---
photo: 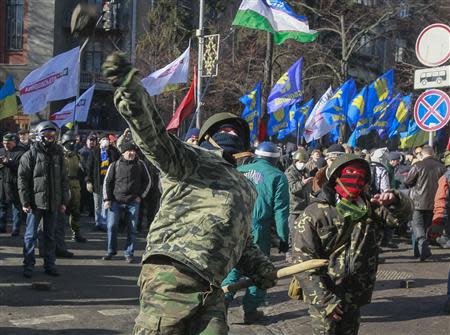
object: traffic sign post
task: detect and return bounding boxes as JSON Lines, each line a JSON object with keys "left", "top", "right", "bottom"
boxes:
{"left": 414, "top": 89, "right": 450, "bottom": 146}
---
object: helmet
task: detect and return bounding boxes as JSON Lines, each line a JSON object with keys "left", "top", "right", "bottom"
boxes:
{"left": 61, "top": 131, "right": 77, "bottom": 145}
{"left": 2, "top": 133, "right": 17, "bottom": 142}
{"left": 292, "top": 150, "right": 308, "bottom": 163}
{"left": 198, "top": 113, "right": 250, "bottom": 150}
{"left": 326, "top": 154, "right": 371, "bottom": 181}
{"left": 35, "top": 121, "right": 58, "bottom": 135}
{"left": 255, "top": 141, "right": 281, "bottom": 165}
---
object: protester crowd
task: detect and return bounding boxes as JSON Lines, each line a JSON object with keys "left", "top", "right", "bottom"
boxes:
{"left": 1, "top": 116, "right": 449, "bottom": 333}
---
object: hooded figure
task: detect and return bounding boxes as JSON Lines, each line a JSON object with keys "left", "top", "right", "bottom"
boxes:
{"left": 292, "top": 154, "right": 412, "bottom": 335}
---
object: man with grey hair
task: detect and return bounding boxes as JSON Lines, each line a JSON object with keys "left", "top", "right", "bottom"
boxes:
{"left": 405, "top": 145, "right": 445, "bottom": 261}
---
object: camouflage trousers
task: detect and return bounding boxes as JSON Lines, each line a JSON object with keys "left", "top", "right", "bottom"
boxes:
{"left": 67, "top": 181, "right": 81, "bottom": 234}
{"left": 309, "top": 303, "right": 360, "bottom": 335}
{"left": 133, "top": 259, "right": 228, "bottom": 335}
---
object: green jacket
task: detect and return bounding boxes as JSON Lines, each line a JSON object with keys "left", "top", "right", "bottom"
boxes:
{"left": 292, "top": 189, "right": 412, "bottom": 317}
{"left": 238, "top": 159, "right": 289, "bottom": 255}
{"left": 112, "top": 69, "right": 272, "bottom": 287}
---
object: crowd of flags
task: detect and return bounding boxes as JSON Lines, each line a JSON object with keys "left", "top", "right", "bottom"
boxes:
{"left": 239, "top": 58, "right": 426, "bottom": 148}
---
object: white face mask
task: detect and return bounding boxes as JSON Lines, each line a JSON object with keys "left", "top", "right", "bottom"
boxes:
{"left": 295, "top": 162, "right": 305, "bottom": 171}
{"left": 100, "top": 139, "right": 109, "bottom": 149}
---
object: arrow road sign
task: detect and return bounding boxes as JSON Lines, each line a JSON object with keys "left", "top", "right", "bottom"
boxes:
{"left": 414, "top": 89, "right": 450, "bottom": 132}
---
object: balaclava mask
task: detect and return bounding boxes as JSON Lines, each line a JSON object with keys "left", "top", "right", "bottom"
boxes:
{"left": 334, "top": 161, "right": 368, "bottom": 200}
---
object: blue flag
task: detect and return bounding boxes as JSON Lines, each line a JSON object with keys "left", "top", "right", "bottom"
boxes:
{"left": 240, "top": 82, "right": 262, "bottom": 145}
{"left": 388, "top": 94, "right": 412, "bottom": 138}
{"left": 267, "top": 106, "right": 290, "bottom": 137}
{"left": 347, "top": 86, "right": 368, "bottom": 129}
{"left": 277, "top": 98, "right": 314, "bottom": 140}
{"left": 322, "top": 78, "right": 356, "bottom": 125}
{"left": 267, "top": 57, "right": 303, "bottom": 114}
{"left": 399, "top": 118, "right": 431, "bottom": 149}
{"left": 372, "top": 93, "right": 402, "bottom": 138}
{"left": 367, "top": 69, "right": 394, "bottom": 119}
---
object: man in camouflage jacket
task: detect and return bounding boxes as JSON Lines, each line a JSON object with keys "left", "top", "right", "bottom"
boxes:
{"left": 292, "top": 154, "right": 412, "bottom": 335}
{"left": 102, "top": 53, "right": 275, "bottom": 335}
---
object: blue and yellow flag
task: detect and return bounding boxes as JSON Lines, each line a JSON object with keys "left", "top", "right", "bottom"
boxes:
{"left": 240, "top": 82, "right": 262, "bottom": 145}
{"left": 347, "top": 86, "right": 368, "bottom": 129}
{"left": 372, "top": 93, "right": 402, "bottom": 138}
{"left": 278, "top": 98, "right": 314, "bottom": 140}
{"left": 399, "top": 118, "right": 432, "bottom": 149}
{"left": 388, "top": 94, "right": 412, "bottom": 138}
{"left": 367, "top": 69, "right": 394, "bottom": 119}
{"left": 267, "top": 57, "right": 303, "bottom": 114}
{"left": 0, "top": 75, "right": 18, "bottom": 120}
{"left": 322, "top": 78, "right": 356, "bottom": 125}
{"left": 267, "top": 106, "right": 290, "bottom": 137}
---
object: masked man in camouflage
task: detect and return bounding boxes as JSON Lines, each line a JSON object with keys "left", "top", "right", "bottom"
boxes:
{"left": 292, "top": 154, "right": 412, "bottom": 335}
{"left": 102, "top": 53, "right": 276, "bottom": 335}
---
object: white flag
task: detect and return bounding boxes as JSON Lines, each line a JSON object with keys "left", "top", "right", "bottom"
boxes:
{"left": 141, "top": 45, "right": 190, "bottom": 96}
{"left": 303, "top": 86, "right": 334, "bottom": 143}
{"left": 19, "top": 47, "right": 80, "bottom": 115}
{"left": 49, "top": 85, "right": 95, "bottom": 127}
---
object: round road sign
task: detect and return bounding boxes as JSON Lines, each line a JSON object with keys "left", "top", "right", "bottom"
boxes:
{"left": 415, "top": 23, "right": 450, "bottom": 67}
{"left": 414, "top": 89, "right": 450, "bottom": 132}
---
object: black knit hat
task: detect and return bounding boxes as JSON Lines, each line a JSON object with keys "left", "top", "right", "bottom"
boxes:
{"left": 3, "top": 133, "right": 17, "bottom": 142}
{"left": 121, "top": 142, "right": 137, "bottom": 153}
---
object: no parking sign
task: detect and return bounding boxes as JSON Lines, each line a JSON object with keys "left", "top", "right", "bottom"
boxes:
{"left": 414, "top": 89, "right": 450, "bottom": 132}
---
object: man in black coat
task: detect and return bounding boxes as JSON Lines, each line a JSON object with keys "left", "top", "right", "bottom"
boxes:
{"left": 86, "top": 134, "right": 120, "bottom": 230}
{"left": 0, "top": 133, "right": 25, "bottom": 235}
{"left": 102, "top": 143, "right": 150, "bottom": 262}
{"left": 18, "top": 122, "right": 69, "bottom": 278}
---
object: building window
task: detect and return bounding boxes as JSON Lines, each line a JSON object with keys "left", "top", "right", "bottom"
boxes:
{"left": 83, "top": 50, "right": 103, "bottom": 73}
{"left": 395, "top": 38, "right": 407, "bottom": 62}
{"left": 6, "top": 0, "right": 25, "bottom": 50}
{"left": 399, "top": 1, "right": 410, "bottom": 18}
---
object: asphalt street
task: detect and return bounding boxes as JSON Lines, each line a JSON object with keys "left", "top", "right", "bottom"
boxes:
{"left": 0, "top": 217, "right": 449, "bottom": 335}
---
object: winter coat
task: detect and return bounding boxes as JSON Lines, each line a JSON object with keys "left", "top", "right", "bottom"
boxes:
{"left": 285, "top": 164, "right": 310, "bottom": 214}
{"left": 292, "top": 188, "right": 412, "bottom": 317}
{"left": 86, "top": 145, "right": 120, "bottom": 194}
{"left": 404, "top": 156, "right": 446, "bottom": 210}
{"left": 369, "top": 162, "right": 390, "bottom": 195}
{"left": 238, "top": 158, "right": 290, "bottom": 254}
{"left": 0, "top": 146, "right": 25, "bottom": 204}
{"left": 103, "top": 157, "right": 151, "bottom": 204}
{"left": 18, "top": 143, "right": 70, "bottom": 211}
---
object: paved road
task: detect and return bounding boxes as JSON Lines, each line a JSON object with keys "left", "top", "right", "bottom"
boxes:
{"left": 1, "top": 218, "right": 449, "bottom": 335}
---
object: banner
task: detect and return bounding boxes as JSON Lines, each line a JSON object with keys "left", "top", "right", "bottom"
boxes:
{"left": 303, "top": 87, "right": 334, "bottom": 143}
{"left": 49, "top": 84, "right": 95, "bottom": 127}
{"left": 142, "top": 45, "right": 190, "bottom": 96}
{"left": 20, "top": 47, "right": 80, "bottom": 115}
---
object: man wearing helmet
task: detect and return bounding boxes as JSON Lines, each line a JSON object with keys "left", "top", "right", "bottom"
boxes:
{"left": 102, "top": 52, "right": 275, "bottom": 334}
{"left": 292, "top": 154, "right": 413, "bottom": 335}
{"left": 221, "top": 141, "right": 290, "bottom": 324}
{"left": 61, "top": 131, "right": 87, "bottom": 243}
{"left": 18, "top": 121, "right": 70, "bottom": 278}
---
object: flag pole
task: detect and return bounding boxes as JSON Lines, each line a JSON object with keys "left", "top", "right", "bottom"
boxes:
{"left": 196, "top": 0, "right": 205, "bottom": 128}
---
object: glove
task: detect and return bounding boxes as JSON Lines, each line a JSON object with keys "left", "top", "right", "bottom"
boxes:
{"left": 254, "top": 263, "right": 277, "bottom": 290}
{"left": 278, "top": 240, "right": 290, "bottom": 253}
{"left": 86, "top": 182, "right": 94, "bottom": 193}
{"left": 102, "top": 52, "right": 133, "bottom": 87}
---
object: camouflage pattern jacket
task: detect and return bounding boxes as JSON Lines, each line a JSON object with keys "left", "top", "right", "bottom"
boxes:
{"left": 292, "top": 189, "right": 412, "bottom": 317}
{"left": 111, "top": 69, "right": 272, "bottom": 287}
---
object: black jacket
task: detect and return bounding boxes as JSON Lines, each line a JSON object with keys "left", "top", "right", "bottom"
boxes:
{"left": 404, "top": 156, "right": 446, "bottom": 210}
{"left": 86, "top": 145, "right": 120, "bottom": 193}
{"left": 103, "top": 157, "right": 151, "bottom": 204}
{"left": 18, "top": 143, "right": 70, "bottom": 211}
{"left": 0, "top": 146, "right": 25, "bottom": 204}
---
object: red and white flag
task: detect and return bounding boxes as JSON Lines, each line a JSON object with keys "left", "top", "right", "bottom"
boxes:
{"left": 19, "top": 47, "right": 80, "bottom": 115}
{"left": 49, "top": 84, "right": 95, "bottom": 127}
{"left": 303, "top": 86, "right": 334, "bottom": 143}
{"left": 166, "top": 68, "right": 197, "bottom": 131}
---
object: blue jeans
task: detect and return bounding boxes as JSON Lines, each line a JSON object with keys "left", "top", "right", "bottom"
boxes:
{"left": 23, "top": 209, "right": 58, "bottom": 271}
{"left": 0, "top": 202, "right": 22, "bottom": 232}
{"left": 106, "top": 201, "right": 140, "bottom": 257}
{"left": 93, "top": 191, "right": 107, "bottom": 228}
